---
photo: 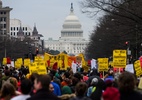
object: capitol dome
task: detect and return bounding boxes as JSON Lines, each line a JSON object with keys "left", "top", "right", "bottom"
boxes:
{"left": 65, "top": 13, "right": 79, "bottom": 21}
{"left": 61, "top": 3, "right": 83, "bottom": 39}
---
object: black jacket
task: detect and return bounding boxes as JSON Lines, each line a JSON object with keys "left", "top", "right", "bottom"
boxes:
{"left": 120, "top": 90, "right": 142, "bottom": 100}
{"left": 27, "top": 88, "right": 60, "bottom": 100}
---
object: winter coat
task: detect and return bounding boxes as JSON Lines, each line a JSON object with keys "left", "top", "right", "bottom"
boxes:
{"left": 27, "top": 88, "right": 60, "bottom": 100}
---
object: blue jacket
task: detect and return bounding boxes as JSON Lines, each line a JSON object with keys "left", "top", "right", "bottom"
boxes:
{"left": 51, "top": 82, "right": 61, "bottom": 96}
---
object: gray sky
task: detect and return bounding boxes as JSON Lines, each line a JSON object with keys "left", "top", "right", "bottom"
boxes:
{"left": 3, "top": 0, "right": 99, "bottom": 40}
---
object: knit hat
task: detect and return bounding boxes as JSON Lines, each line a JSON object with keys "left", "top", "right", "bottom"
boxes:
{"left": 55, "top": 72, "right": 60, "bottom": 78}
{"left": 103, "top": 87, "right": 120, "bottom": 100}
{"left": 91, "top": 78, "right": 98, "bottom": 85}
{"left": 62, "top": 86, "right": 72, "bottom": 95}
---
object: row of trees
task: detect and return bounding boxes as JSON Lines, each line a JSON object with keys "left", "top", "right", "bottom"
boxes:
{"left": 0, "top": 36, "right": 36, "bottom": 62}
{"left": 81, "top": 0, "right": 142, "bottom": 60}
{"left": 0, "top": 34, "right": 69, "bottom": 64}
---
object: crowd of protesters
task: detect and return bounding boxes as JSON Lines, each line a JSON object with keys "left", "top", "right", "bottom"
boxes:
{"left": 0, "top": 65, "right": 142, "bottom": 100}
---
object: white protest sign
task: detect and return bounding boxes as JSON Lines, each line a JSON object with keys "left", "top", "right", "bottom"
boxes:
{"left": 11, "top": 61, "right": 15, "bottom": 67}
{"left": 125, "top": 64, "right": 134, "bottom": 73}
{"left": 72, "top": 62, "right": 77, "bottom": 73}
{"left": 91, "top": 59, "right": 97, "bottom": 69}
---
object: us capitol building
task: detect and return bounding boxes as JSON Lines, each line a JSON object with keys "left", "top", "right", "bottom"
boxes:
{"left": 44, "top": 3, "right": 89, "bottom": 55}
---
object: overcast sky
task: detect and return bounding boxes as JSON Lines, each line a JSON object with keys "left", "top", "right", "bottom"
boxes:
{"left": 3, "top": 0, "right": 100, "bottom": 40}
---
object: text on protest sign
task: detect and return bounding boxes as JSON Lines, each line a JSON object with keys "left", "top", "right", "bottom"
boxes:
{"left": 113, "top": 50, "right": 127, "bottom": 68}
{"left": 98, "top": 58, "right": 108, "bottom": 72}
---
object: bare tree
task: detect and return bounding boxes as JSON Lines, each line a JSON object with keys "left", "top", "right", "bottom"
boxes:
{"left": 81, "top": 0, "right": 142, "bottom": 60}
{"left": 80, "top": 0, "right": 142, "bottom": 24}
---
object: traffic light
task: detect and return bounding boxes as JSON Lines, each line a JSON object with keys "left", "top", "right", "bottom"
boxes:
{"left": 125, "top": 41, "right": 129, "bottom": 46}
{"left": 125, "top": 41, "right": 130, "bottom": 49}
{"left": 36, "top": 49, "right": 39, "bottom": 55}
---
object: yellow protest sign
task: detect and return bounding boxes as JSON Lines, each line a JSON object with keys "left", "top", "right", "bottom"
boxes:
{"left": 44, "top": 52, "right": 72, "bottom": 68}
{"left": 29, "top": 62, "right": 47, "bottom": 75}
{"left": 3, "top": 58, "right": 7, "bottom": 65}
{"left": 83, "top": 65, "right": 89, "bottom": 72}
{"left": 98, "top": 58, "right": 108, "bottom": 72}
{"left": 49, "top": 56, "right": 56, "bottom": 67}
{"left": 44, "top": 53, "right": 51, "bottom": 61}
{"left": 14, "top": 58, "right": 23, "bottom": 68}
{"left": 37, "top": 61, "right": 47, "bottom": 75}
{"left": 24, "top": 58, "right": 31, "bottom": 67}
{"left": 58, "top": 54, "right": 68, "bottom": 70}
{"left": 36, "top": 61, "right": 46, "bottom": 67}
{"left": 109, "top": 61, "right": 113, "bottom": 67}
{"left": 134, "top": 60, "right": 142, "bottom": 76}
{"left": 138, "top": 78, "right": 142, "bottom": 89}
{"left": 34, "top": 56, "right": 43, "bottom": 62}
{"left": 29, "top": 63, "right": 38, "bottom": 74}
{"left": 77, "top": 53, "right": 87, "bottom": 67}
{"left": 17, "top": 58, "right": 23, "bottom": 65}
{"left": 58, "top": 60, "right": 62, "bottom": 69}
{"left": 15, "top": 60, "right": 21, "bottom": 69}
{"left": 64, "top": 54, "right": 68, "bottom": 70}
{"left": 113, "top": 50, "right": 127, "bottom": 68}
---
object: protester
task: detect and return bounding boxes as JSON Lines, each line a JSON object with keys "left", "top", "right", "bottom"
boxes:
{"left": 11, "top": 79, "right": 32, "bottom": 100}
{"left": 28, "top": 73, "right": 39, "bottom": 96}
{"left": 0, "top": 70, "right": 11, "bottom": 89}
{"left": 29, "top": 73, "right": 39, "bottom": 86}
{"left": 102, "top": 87, "right": 120, "bottom": 100}
{"left": 49, "top": 83, "right": 54, "bottom": 93}
{"left": 62, "top": 86, "right": 72, "bottom": 95}
{"left": 8, "top": 77, "right": 21, "bottom": 95}
{"left": 104, "top": 79, "right": 113, "bottom": 90}
{"left": 60, "top": 71, "right": 71, "bottom": 88}
{"left": 70, "top": 82, "right": 91, "bottom": 100}
{"left": 50, "top": 74, "right": 61, "bottom": 96}
{"left": 90, "top": 78, "right": 105, "bottom": 100}
{"left": 61, "top": 72, "right": 70, "bottom": 87}
{"left": 73, "top": 73, "right": 82, "bottom": 82}
{"left": 27, "top": 75, "right": 60, "bottom": 100}
{"left": 118, "top": 71, "right": 142, "bottom": 100}
{"left": 58, "top": 86, "right": 75, "bottom": 100}
{"left": 87, "top": 77, "right": 98, "bottom": 97}
{"left": 3, "top": 60, "right": 142, "bottom": 100}
{"left": 50, "top": 70, "right": 61, "bottom": 87}
{"left": 82, "top": 72, "right": 88, "bottom": 82}
{"left": 69, "top": 77, "right": 79, "bottom": 93}
{"left": 0, "top": 82, "right": 16, "bottom": 100}
{"left": 104, "top": 68, "right": 114, "bottom": 81}
{"left": 87, "top": 68, "right": 100, "bottom": 86}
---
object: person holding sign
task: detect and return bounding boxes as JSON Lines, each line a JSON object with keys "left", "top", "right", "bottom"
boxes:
{"left": 104, "top": 68, "right": 114, "bottom": 81}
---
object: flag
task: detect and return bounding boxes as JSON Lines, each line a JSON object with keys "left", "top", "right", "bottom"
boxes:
{"left": 7, "top": 57, "right": 11, "bottom": 64}
{"left": 52, "top": 62, "right": 58, "bottom": 70}
{"left": 47, "top": 60, "right": 50, "bottom": 67}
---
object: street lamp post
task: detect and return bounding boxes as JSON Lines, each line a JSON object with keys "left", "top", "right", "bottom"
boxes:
{"left": 4, "top": 34, "right": 8, "bottom": 58}
{"left": 140, "top": 43, "right": 142, "bottom": 56}
{"left": 4, "top": 44, "right": 6, "bottom": 57}
{"left": 135, "top": 25, "right": 138, "bottom": 60}
{"left": 126, "top": 41, "right": 132, "bottom": 64}
{"left": 25, "top": 42, "right": 33, "bottom": 60}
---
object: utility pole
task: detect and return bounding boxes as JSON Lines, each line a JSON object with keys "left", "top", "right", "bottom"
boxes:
{"left": 4, "top": 35, "right": 7, "bottom": 58}
{"left": 135, "top": 25, "right": 138, "bottom": 60}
